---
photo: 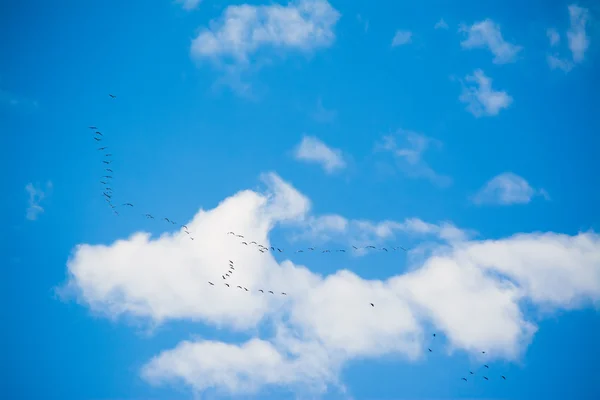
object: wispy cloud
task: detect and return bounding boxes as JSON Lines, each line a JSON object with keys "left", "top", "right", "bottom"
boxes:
{"left": 25, "top": 181, "right": 52, "bottom": 220}
{"left": 311, "top": 98, "right": 337, "bottom": 123}
{"left": 460, "top": 19, "right": 522, "bottom": 64}
{"left": 546, "top": 4, "right": 590, "bottom": 72}
{"left": 472, "top": 172, "right": 548, "bottom": 206}
{"left": 356, "top": 14, "right": 369, "bottom": 32}
{"left": 375, "top": 130, "right": 452, "bottom": 187}
{"left": 459, "top": 69, "right": 512, "bottom": 117}
{"left": 434, "top": 19, "right": 448, "bottom": 30}
{"left": 177, "top": 0, "right": 201, "bottom": 11}
{"left": 294, "top": 135, "right": 346, "bottom": 174}
{"left": 391, "top": 30, "right": 412, "bottom": 47}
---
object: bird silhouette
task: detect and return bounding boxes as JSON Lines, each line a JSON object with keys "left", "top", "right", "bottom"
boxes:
{"left": 370, "top": 303, "right": 374, "bottom": 307}
{"left": 109, "top": 94, "right": 116, "bottom": 99}
{"left": 461, "top": 378, "right": 467, "bottom": 382}
{"left": 208, "top": 282, "right": 214, "bottom": 286}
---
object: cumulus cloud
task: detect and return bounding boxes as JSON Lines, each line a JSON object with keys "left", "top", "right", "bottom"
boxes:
{"left": 391, "top": 30, "right": 412, "bottom": 47}
{"left": 546, "top": 4, "right": 590, "bottom": 72}
{"left": 375, "top": 129, "right": 452, "bottom": 187}
{"left": 191, "top": 0, "right": 340, "bottom": 65}
{"left": 460, "top": 19, "right": 522, "bottom": 64}
{"left": 293, "top": 135, "right": 346, "bottom": 174}
{"left": 61, "top": 173, "right": 600, "bottom": 396}
{"left": 434, "top": 19, "right": 449, "bottom": 30}
{"left": 25, "top": 181, "right": 52, "bottom": 221}
{"left": 459, "top": 69, "right": 512, "bottom": 117}
{"left": 472, "top": 172, "right": 549, "bottom": 206}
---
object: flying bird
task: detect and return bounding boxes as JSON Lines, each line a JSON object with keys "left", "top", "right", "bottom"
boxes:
{"left": 259, "top": 289, "right": 264, "bottom": 293}
{"left": 208, "top": 282, "right": 214, "bottom": 286}
{"left": 225, "top": 283, "right": 230, "bottom": 287}
{"left": 370, "top": 303, "right": 374, "bottom": 307}
{"left": 98, "top": 147, "right": 107, "bottom": 150}
{"left": 100, "top": 181, "right": 107, "bottom": 185}
{"left": 109, "top": 94, "right": 116, "bottom": 98}
{"left": 222, "top": 275, "right": 226, "bottom": 280}
{"left": 182, "top": 225, "right": 188, "bottom": 230}
{"left": 268, "top": 291, "right": 274, "bottom": 294}
{"left": 433, "top": 333, "right": 436, "bottom": 337}
{"left": 145, "top": 214, "right": 154, "bottom": 219}
{"left": 164, "top": 218, "right": 170, "bottom": 223}
{"left": 102, "top": 175, "right": 112, "bottom": 178}
{"left": 461, "top": 378, "right": 467, "bottom": 382}
{"left": 105, "top": 153, "right": 112, "bottom": 157}
{"left": 236, "top": 234, "right": 244, "bottom": 238}
{"left": 428, "top": 348, "right": 432, "bottom": 352}
{"left": 237, "top": 285, "right": 242, "bottom": 289}
{"left": 95, "top": 131, "right": 103, "bottom": 136}
{"left": 102, "top": 161, "right": 112, "bottom": 164}
{"left": 501, "top": 376, "right": 506, "bottom": 380}
{"left": 242, "top": 242, "right": 248, "bottom": 245}
{"left": 123, "top": 203, "right": 133, "bottom": 207}
{"left": 281, "top": 292, "right": 287, "bottom": 295}
{"left": 244, "top": 288, "right": 248, "bottom": 292}
{"left": 105, "top": 168, "right": 113, "bottom": 172}
{"left": 469, "top": 371, "right": 474, "bottom": 375}
{"left": 484, "top": 365, "right": 489, "bottom": 369}
{"left": 89, "top": 126, "right": 97, "bottom": 129}
{"left": 483, "top": 377, "right": 489, "bottom": 381}
{"left": 94, "top": 137, "right": 101, "bottom": 141}
{"left": 227, "top": 232, "right": 235, "bottom": 235}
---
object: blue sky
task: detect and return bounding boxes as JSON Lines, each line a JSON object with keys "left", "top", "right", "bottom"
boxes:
{"left": 3, "top": 0, "right": 600, "bottom": 399}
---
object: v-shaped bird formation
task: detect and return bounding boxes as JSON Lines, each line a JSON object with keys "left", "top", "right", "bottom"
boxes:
{"left": 89, "top": 94, "right": 510, "bottom": 386}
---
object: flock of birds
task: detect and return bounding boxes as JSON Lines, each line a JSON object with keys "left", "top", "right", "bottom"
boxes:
{"left": 89, "top": 93, "right": 509, "bottom": 385}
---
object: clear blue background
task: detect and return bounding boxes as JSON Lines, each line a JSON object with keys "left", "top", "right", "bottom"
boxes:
{"left": 2, "top": 0, "right": 599, "bottom": 399}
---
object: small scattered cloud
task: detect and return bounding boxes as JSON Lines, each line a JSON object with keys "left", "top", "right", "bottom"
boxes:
{"left": 0, "top": 88, "right": 39, "bottom": 110}
{"left": 25, "top": 181, "right": 52, "bottom": 220}
{"left": 176, "top": 0, "right": 201, "bottom": 11}
{"left": 546, "top": 4, "right": 590, "bottom": 72}
{"left": 459, "top": 69, "right": 512, "bottom": 117}
{"left": 567, "top": 4, "right": 590, "bottom": 62}
{"left": 459, "top": 19, "right": 522, "bottom": 64}
{"left": 434, "top": 19, "right": 449, "bottom": 30}
{"left": 356, "top": 14, "right": 369, "bottom": 32}
{"left": 294, "top": 135, "right": 346, "bottom": 174}
{"left": 191, "top": 0, "right": 340, "bottom": 65}
{"left": 391, "top": 30, "right": 412, "bottom": 47}
{"left": 375, "top": 130, "right": 452, "bottom": 187}
{"left": 311, "top": 98, "right": 337, "bottom": 123}
{"left": 547, "top": 28, "right": 561, "bottom": 47}
{"left": 472, "top": 172, "right": 548, "bottom": 206}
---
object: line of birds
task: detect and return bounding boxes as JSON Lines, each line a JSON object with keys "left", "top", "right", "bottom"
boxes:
{"left": 226, "top": 231, "right": 410, "bottom": 255}
{"left": 208, "top": 259, "right": 288, "bottom": 295}
{"left": 90, "top": 94, "right": 508, "bottom": 386}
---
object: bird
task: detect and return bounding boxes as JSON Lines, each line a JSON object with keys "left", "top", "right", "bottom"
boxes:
{"left": 94, "top": 137, "right": 101, "bottom": 141}
{"left": 109, "top": 94, "right": 116, "bottom": 98}
{"left": 366, "top": 245, "right": 376, "bottom": 249}
{"left": 100, "top": 181, "right": 107, "bottom": 185}
{"left": 308, "top": 247, "right": 315, "bottom": 251}
{"left": 225, "top": 283, "right": 230, "bottom": 287}
{"left": 483, "top": 377, "right": 489, "bottom": 381}
{"left": 462, "top": 378, "right": 467, "bottom": 382}
{"left": 103, "top": 193, "right": 111, "bottom": 198}
{"left": 114, "top": 211, "right": 119, "bottom": 216}
{"left": 482, "top": 351, "right": 486, "bottom": 354}
{"left": 259, "top": 289, "right": 264, "bottom": 293}
{"left": 236, "top": 234, "right": 244, "bottom": 238}
{"left": 241, "top": 242, "right": 248, "bottom": 245}
{"left": 229, "top": 260, "right": 234, "bottom": 264}
{"left": 237, "top": 285, "right": 242, "bottom": 289}
{"left": 102, "top": 175, "right": 112, "bottom": 178}
{"left": 222, "top": 275, "right": 226, "bottom": 280}
{"left": 89, "top": 126, "right": 98, "bottom": 129}
{"left": 190, "top": 237, "right": 195, "bottom": 240}
{"left": 164, "top": 218, "right": 170, "bottom": 223}
{"left": 95, "top": 131, "right": 103, "bottom": 136}
{"left": 230, "top": 267, "right": 235, "bottom": 270}
{"left": 102, "top": 161, "right": 112, "bottom": 164}
{"left": 244, "top": 288, "right": 248, "bottom": 292}
{"left": 281, "top": 292, "right": 287, "bottom": 295}
{"left": 370, "top": 303, "right": 374, "bottom": 307}
{"left": 382, "top": 248, "right": 388, "bottom": 252}
{"left": 268, "top": 291, "right": 274, "bottom": 294}
{"left": 145, "top": 214, "right": 154, "bottom": 219}
{"left": 208, "top": 282, "right": 214, "bottom": 286}
{"left": 98, "top": 147, "right": 108, "bottom": 150}
{"left": 105, "top": 168, "right": 113, "bottom": 172}
{"left": 336, "top": 249, "right": 346, "bottom": 252}
{"left": 105, "top": 153, "right": 112, "bottom": 157}
{"left": 469, "top": 371, "right": 474, "bottom": 375}
{"left": 227, "top": 232, "right": 235, "bottom": 235}
{"left": 484, "top": 365, "right": 489, "bottom": 369}
{"left": 433, "top": 333, "right": 436, "bottom": 337}
{"left": 250, "top": 241, "right": 257, "bottom": 245}
{"left": 428, "top": 348, "right": 432, "bottom": 352}
{"left": 501, "top": 376, "right": 506, "bottom": 380}
{"left": 182, "top": 225, "right": 189, "bottom": 230}
{"left": 352, "top": 246, "right": 358, "bottom": 250}
{"left": 123, "top": 203, "right": 133, "bottom": 207}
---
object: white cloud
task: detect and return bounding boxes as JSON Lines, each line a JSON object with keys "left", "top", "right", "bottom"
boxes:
{"left": 546, "top": 5, "right": 590, "bottom": 72}
{"left": 460, "top": 19, "right": 522, "bottom": 64}
{"left": 293, "top": 135, "right": 346, "bottom": 174}
{"left": 391, "top": 30, "right": 412, "bottom": 47}
{"left": 376, "top": 129, "right": 452, "bottom": 187}
{"left": 567, "top": 4, "right": 590, "bottom": 63}
{"left": 547, "top": 28, "right": 560, "bottom": 46}
{"left": 434, "top": 19, "right": 449, "bottom": 30}
{"left": 459, "top": 69, "right": 512, "bottom": 117}
{"left": 311, "top": 98, "right": 337, "bottom": 123}
{"left": 25, "top": 181, "right": 52, "bottom": 221}
{"left": 177, "top": 0, "right": 201, "bottom": 11}
{"left": 191, "top": 0, "right": 340, "bottom": 65}
{"left": 472, "top": 172, "right": 548, "bottom": 206}
{"left": 61, "top": 174, "right": 600, "bottom": 396}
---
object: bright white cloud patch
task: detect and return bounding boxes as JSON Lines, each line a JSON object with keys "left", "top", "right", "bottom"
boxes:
{"left": 459, "top": 69, "right": 512, "bottom": 117}
{"left": 62, "top": 174, "right": 600, "bottom": 396}
{"left": 25, "top": 181, "right": 52, "bottom": 220}
{"left": 376, "top": 130, "right": 452, "bottom": 187}
{"left": 391, "top": 30, "right": 412, "bottom": 46}
{"left": 472, "top": 172, "right": 548, "bottom": 206}
{"left": 191, "top": 0, "right": 340, "bottom": 65}
{"left": 460, "top": 19, "right": 522, "bottom": 64}
{"left": 294, "top": 135, "right": 346, "bottom": 174}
